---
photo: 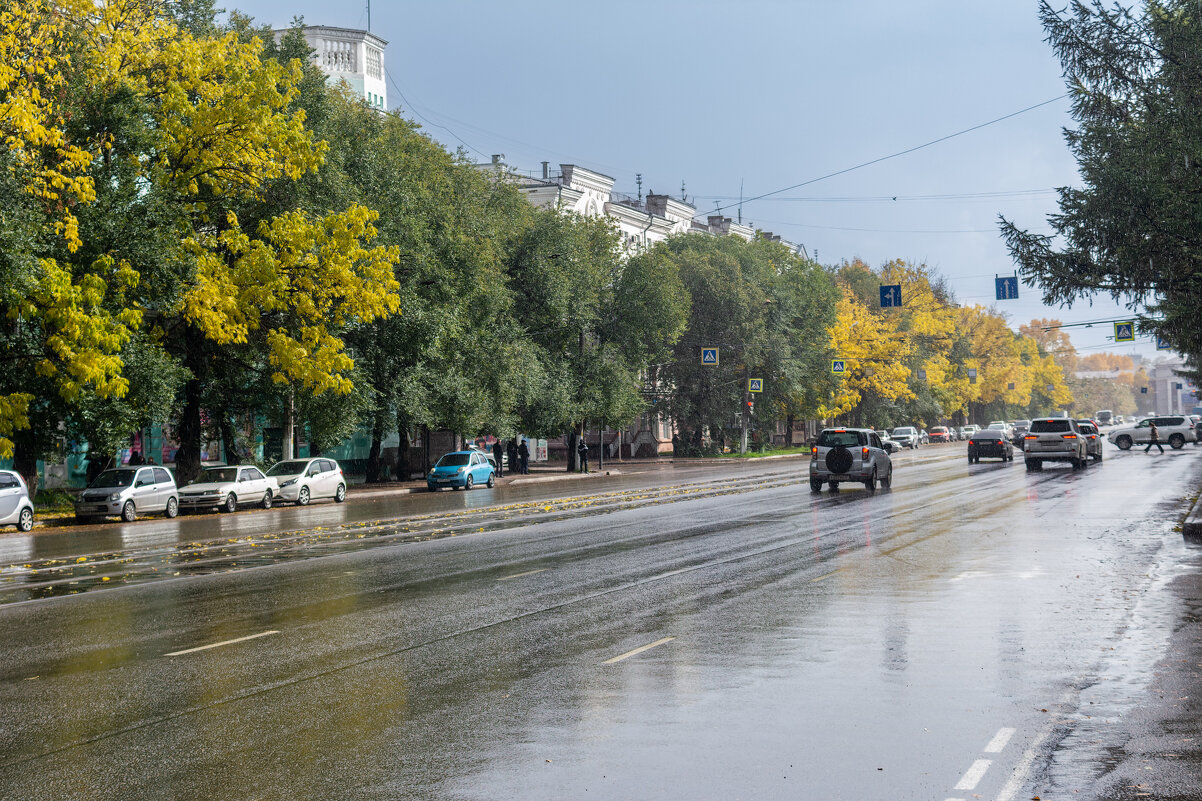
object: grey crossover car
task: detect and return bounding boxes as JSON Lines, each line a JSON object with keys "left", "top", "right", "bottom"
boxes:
{"left": 810, "top": 427, "right": 893, "bottom": 492}
{"left": 1023, "top": 417, "right": 1089, "bottom": 471}
{"left": 0, "top": 470, "right": 34, "bottom": 532}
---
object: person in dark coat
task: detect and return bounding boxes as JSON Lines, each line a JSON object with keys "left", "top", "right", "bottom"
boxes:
{"left": 493, "top": 440, "right": 504, "bottom": 477}
{"left": 507, "top": 440, "right": 518, "bottom": 475}
{"left": 1145, "top": 421, "right": 1164, "bottom": 454}
{"left": 577, "top": 437, "right": 589, "bottom": 473}
{"left": 518, "top": 439, "right": 530, "bottom": 474}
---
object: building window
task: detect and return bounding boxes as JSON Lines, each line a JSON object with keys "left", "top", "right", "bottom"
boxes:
{"left": 366, "top": 47, "right": 382, "bottom": 80}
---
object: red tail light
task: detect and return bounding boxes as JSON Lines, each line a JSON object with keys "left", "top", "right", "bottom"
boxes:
{"left": 862, "top": 447, "right": 869, "bottom": 459}
{"left": 1024, "top": 435, "right": 1037, "bottom": 440}
{"left": 811, "top": 446, "right": 817, "bottom": 456}
{"left": 1062, "top": 434, "right": 1077, "bottom": 439}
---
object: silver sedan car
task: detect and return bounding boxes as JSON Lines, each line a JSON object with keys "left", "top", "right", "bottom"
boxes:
{"left": 0, "top": 470, "right": 35, "bottom": 532}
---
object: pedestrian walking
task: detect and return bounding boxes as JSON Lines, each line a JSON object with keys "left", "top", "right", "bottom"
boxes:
{"left": 1145, "top": 421, "right": 1164, "bottom": 454}
{"left": 493, "top": 439, "right": 504, "bottom": 478}
{"left": 518, "top": 438, "right": 530, "bottom": 474}
{"left": 577, "top": 437, "right": 589, "bottom": 473}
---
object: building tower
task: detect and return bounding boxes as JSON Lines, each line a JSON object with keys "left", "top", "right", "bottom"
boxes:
{"left": 275, "top": 25, "right": 388, "bottom": 111}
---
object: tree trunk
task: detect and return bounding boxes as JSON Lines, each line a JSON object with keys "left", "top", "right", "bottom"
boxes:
{"left": 220, "top": 414, "right": 241, "bottom": 465}
{"left": 365, "top": 424, "right": 383, "bottom": 483}
{"left": 785, "top": 413, "right": 795, "bottom": 447}
{"left": 175, "top": 327, "right": 206, "bottom": 486}
{"left": 396, "top": 419, "right": 411, "bottom": 482}
{"left": 12, "top": 431, "right": 40, "bottom": 498}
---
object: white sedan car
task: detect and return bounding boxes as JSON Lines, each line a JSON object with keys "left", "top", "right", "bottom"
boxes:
{"left": 266, "top": 458, "right": 347, "bottom": 505}
{"left": 178, "top": 465, "right": 279, "bottom": 513}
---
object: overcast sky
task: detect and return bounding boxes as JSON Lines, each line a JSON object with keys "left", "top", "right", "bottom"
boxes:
{"left": 226, "top": 0, "right": 1166, "bottom": 361}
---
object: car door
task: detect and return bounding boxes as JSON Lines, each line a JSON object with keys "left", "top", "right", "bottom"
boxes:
{"left": 244, "top": 466, "right": 268, "bottom": 499}
{"left": 133, "top": 467, "right": 157, "bottom": 511}
{"left": 0, "top": 473, "right": 21, "bottom": 521}
{"left": 153, "top": 467, "right": 174, "bottom": 510}
{"left": 305, "top": 460, "right": 325, "bottom": 498}
{"left": 313, "top": 460, "right": 331, "bottom": 497}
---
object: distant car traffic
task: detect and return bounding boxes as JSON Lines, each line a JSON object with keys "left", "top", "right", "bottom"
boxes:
{"left": 809, "top": 428, "right": 892, "bottom": 492}
{"left": 75, "top": 466, "right": 179, "bottom": 523}
{"left": 877, "top": 430, "right": 901, "bottom": 454}
{"left": 267, "top": 458, "right": 347, "bottom": 505}
{"left": 427, "top": 450, "right": 496, "bottom": 491}
{"left": 1107, "top": 415, "right": 1196, "bottom": 450}
{"left": 918, "top": 430, "right": 930, "bottom": 444}
{"left": 1075, "top": 419, "right": 1104, "bottom": 462}
{"left": 928, "top": 426, "right": 952, "bottom": 443}
{"left": 179, "top": 465, "right": 280, "bottom": 513}
{"left": 0, "top": 470, "right": 34, "bottom": 532}
{"left": 1009, "top": 420, "right": 1032, "bottom": 444}
{"left": 967, "top": 429, "right": 1014, "bottom": 463}
{"left": 959, "top": 425, "right": 980, "bottom": 441}
{"left": 1023, "top": 417, "right": 1089, "bottom": 470}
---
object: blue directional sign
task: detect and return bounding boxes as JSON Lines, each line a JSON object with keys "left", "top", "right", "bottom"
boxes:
{"left": 967, "top": 367, "right": 977, "bottom": 385}
{"left": 1157, "top": 337, "right": 1172, "bottom": 351}
{"left": 1114, "top": 321, "right": 1135, "bottom": 342}
{"left": 701, "top": 347, "right": 719, "bottom": 365}
{"left": 748, "top": 378, "right": 763, "bottom": 393}
{"left": 1140, "top": 386, "right": 1148, "bottom": 394}
{"left": 995, "top": 276, "right": 1019, "bottom": 300}
{"left": 831, "top": 359, "right": 847, "bottom": 375}
{"left": 879, "top": 284, "right": 902, "bottom": 308}
{"left": 1008, "top": 382, "right": 1016, "bottom": 390}
{"left": 916, "top": 369, "right": 926, "bottom": 380}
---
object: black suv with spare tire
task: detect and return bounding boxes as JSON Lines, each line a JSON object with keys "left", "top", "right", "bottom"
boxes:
{"left": 809, "top": 428, "right": 893, "bottom": 492}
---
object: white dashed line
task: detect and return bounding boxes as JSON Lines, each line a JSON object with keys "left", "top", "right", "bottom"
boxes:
{"left": 165, "top": 630, "right": 279, "bottom": 657}
{"left": 985, "top": 727, "right": 1016, "bottom": 753}
{"left": 498, "top": 569, "right": 547, "bottom": 581}
{"left": 954, "top": 759, "right": 993, "bottom": 791}
{"left": 602, "top": 636, "right": 675, "bottom": 665}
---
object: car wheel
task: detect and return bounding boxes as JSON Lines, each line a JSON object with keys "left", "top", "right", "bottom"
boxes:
{"left": 1025, "top": 459, "right": 1037, "bottom": 471}
{"left": 224, "top": 493, "right": 238, "bottom": 513}
{"left": 261, "top": 492, "right": 273, "bottom": 510}
{"left": 17, "top": 507, "right": 33, "bottom": 532}
{"left": 165, "top": 497, "right": 179, "bottom": 519}
{"left": 828, "top": 482, "right": 840, "bottom": 492}
{"left": 1116, "top": 435, "right": 1132, "bottom": 450}
{"left": 863, "top": 467, "right": 877, "bottom": 491}
{"left": 464, "top": 475, "right": 474, "bottom": 491}
{"left": 486, "top": 473, "right": 495, "bottom": 488}
{"left": 121, "top": 500, "right": 137, "bottom": 522}
{"left": 334, "top": 484, "right": 346, "bottom": 503}
{"left": 297, "top": 486, "right": 310, "bottom": 506}
{"left": 810, "top": 478, "right": 824, "bottom": 492}
{"left": 967, "top": 454, "right": 975, "bottom": 464}
{"left": 1170, "top": 433, "right": 1186, "bottom": 449}
{"left": 880, "top": 466, "right": 893, "bottom": 489}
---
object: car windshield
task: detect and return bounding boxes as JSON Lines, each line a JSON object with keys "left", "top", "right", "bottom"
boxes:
{"left": 267, "top": 461, "right": 310, "bottom": 476}
{"left": 1030, "top": 419, "right": 1071, "bottom": 433}
{"left": 818, "top": 431, "right": 862, "bottom": 447}
{"left": 90, "top": 469, "right": 136, "bottom": 488}
{"left": 197, "top": 467, "right": 238, "bottom": 483}
{"left": 893, "top": 427, "right": 916, "bottom": 435}
{"left": 931, "top": 427, "right": 946, "bottom": 433}
{"left": 437, "top": 453, "right": 471, "bottom": 467}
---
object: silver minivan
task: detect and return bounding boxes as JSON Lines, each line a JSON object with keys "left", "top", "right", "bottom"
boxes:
{"left": 75, "top": 466, "right": 179, "bottom": 523}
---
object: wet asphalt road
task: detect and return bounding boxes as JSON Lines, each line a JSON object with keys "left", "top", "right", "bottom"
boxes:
{"left": 1, "top": 445, "right": 1200, "bottom": 800}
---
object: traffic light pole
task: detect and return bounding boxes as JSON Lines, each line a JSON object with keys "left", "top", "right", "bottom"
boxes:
{"left": 741, "top": 367, "right": 749, "bottom": 454}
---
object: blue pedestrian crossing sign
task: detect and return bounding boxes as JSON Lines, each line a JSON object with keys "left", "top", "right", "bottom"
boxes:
{"left": 748, "top": 378, "right": 763, "bottom": 393}
{"left": 1114, "top": 321, "right": 1135, "bottom": 342}
{"left": 1157, "top": 337, "right": 1172, "bottom": 351}
{"left": 1140, "top": 386, "right": 1148, "bottom": 394}
{"left": 879, "top": 284, "right": 902, "bottom": 308}
{"left": 701, "top": 347, "right": 719, "bottom": 365}
{"left": 831, "top": 359, "right": 847, "bottom": 374}
{"left": 995, "top": 276, "right": 1019, "bottom": 300}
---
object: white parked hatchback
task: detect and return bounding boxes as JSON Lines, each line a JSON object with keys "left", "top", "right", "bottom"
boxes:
{"left": 266, "top": 458, "right": 347, "bottom": 505}
{"left": 0, "top": 470, "right": 34, "bottom": 532}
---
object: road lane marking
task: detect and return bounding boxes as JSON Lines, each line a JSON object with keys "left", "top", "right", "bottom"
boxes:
{"left": 810, "top": 570, "right": 841, "bottom": 582}
{"left": 985, "top": 727, "right": 1016, "bottom": 753}
{"left": 498, "top": 569, "right": 547, "bottom": 581}
{"left": 602, "top": 636, "right": 675, "bottom": 665}
{"left": 953, "top": 759, "right": 992, "bottom": 791}
{"left": 165, "top": 630, "right": 279, "bottom": 657}
{"left": 996, "top": 690, "right": 1076, "bottom": 801}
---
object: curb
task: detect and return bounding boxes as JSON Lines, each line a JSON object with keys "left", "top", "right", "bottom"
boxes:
{"left": 1184, "top": 493, "right": 1202, "bottom": 542}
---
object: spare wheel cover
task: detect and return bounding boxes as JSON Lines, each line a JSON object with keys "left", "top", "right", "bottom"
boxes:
{"left": 826, "top": 446, "right": 854, "bottom": 474}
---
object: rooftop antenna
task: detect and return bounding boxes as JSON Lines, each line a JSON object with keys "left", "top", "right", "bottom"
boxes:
{"left": 367, "top": 0, "right": 371, "bottom": 30}
{"left": 738, "top": 178, "right": 744, "bottom": 225}
{"left": 681, "top": 180, "right": 687, "bottom": 203}
{"left": 636, "top": 173, "right": 643, "bottom": 203}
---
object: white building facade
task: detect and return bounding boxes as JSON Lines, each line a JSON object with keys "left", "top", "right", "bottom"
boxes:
{"left": 276, "top": 25, "right": 388, "bottom": 111}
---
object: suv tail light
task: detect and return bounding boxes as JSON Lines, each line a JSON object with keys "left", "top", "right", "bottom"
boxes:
{"left": 1024, "top": 435, "right": 1037, "bottom": 440}
{"left": 1062, "top": 434, "right": 1077, "bottom": 439}
{"left": 861, "top": 446, "right": 869, "bottom": 459}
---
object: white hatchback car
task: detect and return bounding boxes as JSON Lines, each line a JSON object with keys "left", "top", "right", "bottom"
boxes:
{"left": 0, "top": 470, "right": 34, "bottom": 532}
{"left": 75, "top": 466, "right": 179, "bottom": 523}
{"left": 266, "top": 458, "right": 347, "bottom": 505}
{"left": 178, "top": 465, "right": 280, "bottom": 513}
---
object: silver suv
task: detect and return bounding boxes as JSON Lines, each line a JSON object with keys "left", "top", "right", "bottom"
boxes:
{"left": 1023, "top": 418, "right": 1089, "bottom": 471}
{"left": 1107, "top": 415, "right": 1196, "bottom": 450}
{"left": 810, "top": 428, "right": 893, "bottom": 492}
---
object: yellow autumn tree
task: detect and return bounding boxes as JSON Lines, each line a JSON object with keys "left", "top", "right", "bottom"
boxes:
{"left": 818, "top": 287, "right": 913, "bottom": 418}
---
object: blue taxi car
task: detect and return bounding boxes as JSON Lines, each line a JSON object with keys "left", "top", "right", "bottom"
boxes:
{"left": 427, "top": 450, "right": 496, "bottom": 491}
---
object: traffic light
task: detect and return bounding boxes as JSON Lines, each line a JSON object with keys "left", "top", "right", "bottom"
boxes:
{"left": 746, "top": 400, "right": 754, "bottom": 416}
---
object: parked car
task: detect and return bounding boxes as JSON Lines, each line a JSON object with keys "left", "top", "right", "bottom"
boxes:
{"left": 959, "top": 424, "right": 980, "bottom": 440}
{"left": 809, "top": 428, "right": 893, "bottom": 492}
{"left": 877, "top": 431, "right": 901, "bottom": 454}
{"left": 0, "top": 470, "right": 34, "bottom": 532}
{"left": 1107, "top": 415, "right": 1196, "bottom": 450}
{"left": 891, "top": 426, "right": 920, "bottom": 449}
{"left": 918, "top": 429, "right": 931, "bottom": 444}
{"left": 1076, "top": 419, "right": 1104, "bottom": 462}
{"left": 179, "top": 465, "right": 280, "bottom": 513}
{"left": 1023, "top": 417, "right": 1089, "bottom": 470}
{"left": 427, "top": 450, "right": 496, "bottom": 491}
{"left": 75, "top": 466, "right": 179, "bottom": 523}
{"left": 266, "top": 458, "right": 347, "bottom": 505}
{"left": 928, "top": 426, "right": 952, "bottom": 443}
{"left": 967, "top": 429, "right": 1014, "bottom": 463}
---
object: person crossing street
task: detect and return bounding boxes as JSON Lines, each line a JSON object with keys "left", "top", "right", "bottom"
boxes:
{"left": 1145, "top": 421, "right": 1164, "bottom": 454}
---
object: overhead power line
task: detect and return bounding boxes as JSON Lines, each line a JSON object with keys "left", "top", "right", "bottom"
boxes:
{"left": 709, "top": 94, "right": 1071, "bottom": 216}
{"left": 695, "top": 188, "right": 1059, "bottom": 204}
